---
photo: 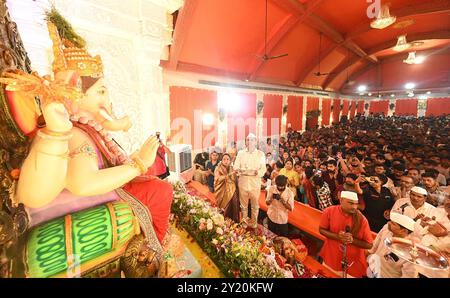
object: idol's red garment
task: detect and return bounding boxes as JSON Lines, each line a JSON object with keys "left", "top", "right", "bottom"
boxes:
{"left": 124, "top": 177, "right": 173, "bottom": 243}
{"left": 147, "top": 146, "right": 167, "bottom": 176}
{"left": 319, "top": 206, "right": 373, "bottom": 277}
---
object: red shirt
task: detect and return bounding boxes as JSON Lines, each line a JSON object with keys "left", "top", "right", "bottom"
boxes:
{"left": 319, "top": 206, "right": 373, "bottom": 277}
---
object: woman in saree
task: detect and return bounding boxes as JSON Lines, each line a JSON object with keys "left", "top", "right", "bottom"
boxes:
{"left": 214, "top": 153, "right": 240, "bottom": 223}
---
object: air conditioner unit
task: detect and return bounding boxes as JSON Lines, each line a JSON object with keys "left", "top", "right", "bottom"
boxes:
{"left": 166, "top": 144, "right": 193, "bottom": 183}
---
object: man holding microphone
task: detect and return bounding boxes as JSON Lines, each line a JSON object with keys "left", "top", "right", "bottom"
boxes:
{"left": 319, "top": 191, "right": 374, "bottom": 277}
{"left": 234, "top": 133, "right": 266, "bottom": 229}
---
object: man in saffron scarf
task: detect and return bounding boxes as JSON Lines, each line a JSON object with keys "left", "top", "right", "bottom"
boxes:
{"left": 319, "top": 191, "right": 373, "bottom": 278}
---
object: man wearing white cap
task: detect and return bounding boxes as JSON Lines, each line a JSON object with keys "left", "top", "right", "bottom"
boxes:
{"left": 319, "top": 191, "right": 374, "bottom": 278}
{"left": 233, "top": 133, "right": 266, "bottom": 229}
{"left": 391, "top": 186, "right": 437, "bottom": 222}
{"left": 367, "top": 212, "right": 418, "bottom": 278}
{"left": 418, "top": 197, "right": 450, "bottom": 278}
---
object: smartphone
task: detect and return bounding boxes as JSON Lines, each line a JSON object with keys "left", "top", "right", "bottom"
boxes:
{"left": 272, "top": 193, "right": 281, "bottom": 200}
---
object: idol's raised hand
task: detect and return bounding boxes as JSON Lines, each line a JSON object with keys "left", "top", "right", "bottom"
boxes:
{"left": 42, "top": 102, "right": 73, "bottom": 133}
{"left": 135, "top": 135, "right": 160, "bottom": 168}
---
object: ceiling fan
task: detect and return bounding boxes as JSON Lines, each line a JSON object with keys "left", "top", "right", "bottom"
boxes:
{"left": 313, "top": 33, "right": 335, "bottom": 76}
{"left": 256, "top": 0, "right": 288, "bottom": 61}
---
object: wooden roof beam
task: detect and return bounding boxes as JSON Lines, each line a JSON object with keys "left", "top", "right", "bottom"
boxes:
{"left": 167, "top": 0, "right": 199, "bottom": 70}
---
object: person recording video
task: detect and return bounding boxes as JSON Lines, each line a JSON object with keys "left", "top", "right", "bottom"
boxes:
{"left": 265, "top": 175, "right": 294, "bottom": 237}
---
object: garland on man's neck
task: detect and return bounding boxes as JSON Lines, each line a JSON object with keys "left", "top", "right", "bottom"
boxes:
{"left": 45, "top": 6, "right": 86, "bottom": 48}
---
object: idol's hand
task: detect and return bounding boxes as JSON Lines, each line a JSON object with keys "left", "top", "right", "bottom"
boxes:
{"left": 136, "top": 135, "right": 159, "bottom": 168}
{"left": 42, "top": 102, "right": 73, "bottom": 133}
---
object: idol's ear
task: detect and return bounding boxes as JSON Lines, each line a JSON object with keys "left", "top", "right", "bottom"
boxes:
{"left": 4, "top": 88, "right": 40, "bottom": 137}
{"left": 54, "top": 70, "right": 80, "bottom": 88}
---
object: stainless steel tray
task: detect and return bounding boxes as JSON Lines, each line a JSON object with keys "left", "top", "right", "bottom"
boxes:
{"left": 384, "top": 237, "right": 449, "bottom": 271}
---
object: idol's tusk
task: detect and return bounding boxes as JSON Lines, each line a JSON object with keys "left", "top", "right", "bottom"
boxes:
{"left": 99, "top": 108, "right": 114, "bottom": 122}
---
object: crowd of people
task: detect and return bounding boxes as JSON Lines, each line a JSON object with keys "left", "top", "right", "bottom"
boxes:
{"left": 192, "top": 114, "right": 450, "bottom": 278}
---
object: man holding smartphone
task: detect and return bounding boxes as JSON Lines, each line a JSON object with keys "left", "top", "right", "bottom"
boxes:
{"left": 266, "top": 175, "right": 294, "bottom": 236}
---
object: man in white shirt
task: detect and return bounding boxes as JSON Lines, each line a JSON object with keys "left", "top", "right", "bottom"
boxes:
{"left": 265, "top": 175, "right": 294, "bottom": 236}
{"left": 234, "top": 133, "right": 266, "bottom": 229}
{"left": 391, "top": 186, "right": 437, "bottom": 222}
{"left": 420, "top": 197, "right": 450, "bottom": 252}
{"left": 367, "top": 212, "right": 418, "bottom": 278}
{"left": 416, "top": 198, "right": 450, "bottom": 278}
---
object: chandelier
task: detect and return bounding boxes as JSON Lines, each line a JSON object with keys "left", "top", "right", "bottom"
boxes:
{"left": 403, "top": 52, "right": 426, "bottom": 64}
{"left": 393, "top": 35, "right": 411, "bottom": 52}
{"left": 370, "top": 5, "right": 396, "bottom": 29}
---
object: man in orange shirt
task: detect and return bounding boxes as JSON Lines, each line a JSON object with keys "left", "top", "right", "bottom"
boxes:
{"left": 319, "top": 191, "right": 374, "bottom": 278}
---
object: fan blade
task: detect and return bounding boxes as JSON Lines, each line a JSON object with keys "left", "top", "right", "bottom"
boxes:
{"left": 267, "top": 53, "right": 288, "bottom": 60}
{"left": 314, "top": 71, "right": 335, "bottom": 76}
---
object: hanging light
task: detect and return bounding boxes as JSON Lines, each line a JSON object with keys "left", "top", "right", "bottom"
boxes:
{"left": 370, "top": 5, "right": 397, "bottom": 29}
{"left": 403, "top": 52, "right": 426, "bottom": 64}
{"left": 393, "top": 35, "right": 411, "bottom": 52}
{"left": 405, "top": 82, "right": 415, "bottom": 90}
{"left": 403, "top": 52, "right": 416, "bottom": 64}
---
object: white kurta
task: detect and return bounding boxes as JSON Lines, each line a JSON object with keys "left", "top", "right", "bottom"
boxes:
{"left": 368, "top": 225, "right": 418, "bottom": 278}
{"left": 391, "top": 198, "right": 440, "bottom": 239}
{"left": 392, "top": 200, "right": 450, "bottom": 278}
{"left": 233, "top": 148, "right": 266, "bottom": 191}
{"left": 233, "top": 148, "right": 266, "bottom": 225}
{"left": 391, "top": 198, "right": 438, "bottom": 219}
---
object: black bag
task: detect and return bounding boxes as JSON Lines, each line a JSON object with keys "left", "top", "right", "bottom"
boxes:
{"left": 157, "top": 151, "right": 170, "bottom": 179}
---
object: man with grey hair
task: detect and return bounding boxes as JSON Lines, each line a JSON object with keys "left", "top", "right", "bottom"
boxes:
{"left": 234, "top": 133, "right": 266, "bottom": 229}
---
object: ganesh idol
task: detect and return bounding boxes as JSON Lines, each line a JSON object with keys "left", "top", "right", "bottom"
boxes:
{"left": 1, "top": 13, "right": 173, "bottom": 250}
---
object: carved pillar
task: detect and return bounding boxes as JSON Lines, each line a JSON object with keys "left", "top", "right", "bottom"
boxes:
{"left": 0, "top": 0, "right": 32, "bottom": 278}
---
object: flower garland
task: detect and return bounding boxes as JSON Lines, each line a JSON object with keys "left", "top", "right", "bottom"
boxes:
{"left": 171, "top": 182, "right": 287, "bottom": 278}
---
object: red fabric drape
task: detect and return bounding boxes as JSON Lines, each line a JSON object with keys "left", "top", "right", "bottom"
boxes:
{"left": 306, "top": 97, "right": 320, "bottom": 111}
{"left": 350, "top": 101, "right": 357, "bottom": 119}
{"left": 321, "top": 98, "right": 331, "bottom": 126}
{"left": 369, "top": 100, "right": 389, "bottom": 115}
{"left": 426, "top": 98, "right": 450, "bottom": 116}
{"left": 357, "top": 100, "right": 365, "bottom": 115}
{"left": 306, "top": 97, "right": 320, "bottom": 129}
{"left": 341, "top": 100, "right": 349, "bottom": 118}
{"left": 170, "top": 86, "right": 217, "bottom": 150}
{"left": 287, "top": 96, "right": 304, "bottom": 131}
{"left": 395, "top": 99, "right": 418, "bottom": 116}
{"left": 227, "top": 92, "right": 257, "bottom": 143}
{"left": 263, "top": 94, "right": 283, "bottom": 137}
{"left": 332, "top": 99, "right": 341, "bottom": 124}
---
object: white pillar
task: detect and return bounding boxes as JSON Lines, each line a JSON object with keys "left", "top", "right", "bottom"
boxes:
{"left": 388, "top": 98, "right": 396, "bottom": 116}
{"left": 302, "top": 96, "right": 307, "bottom": 132}
{"left": 256, "top": 93, "right": 264, "bottom": 141}
{"left": 318, "top": 97, "right": 323, "bottom": 127}
{"left": 364, "top": 99, "right": 370, "bottom": 117}
{"left": 418, "top": 99, "right": 427, "bottom": 117}
{"left": 281, "top": 94, "right": 288, "bottom": 136}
